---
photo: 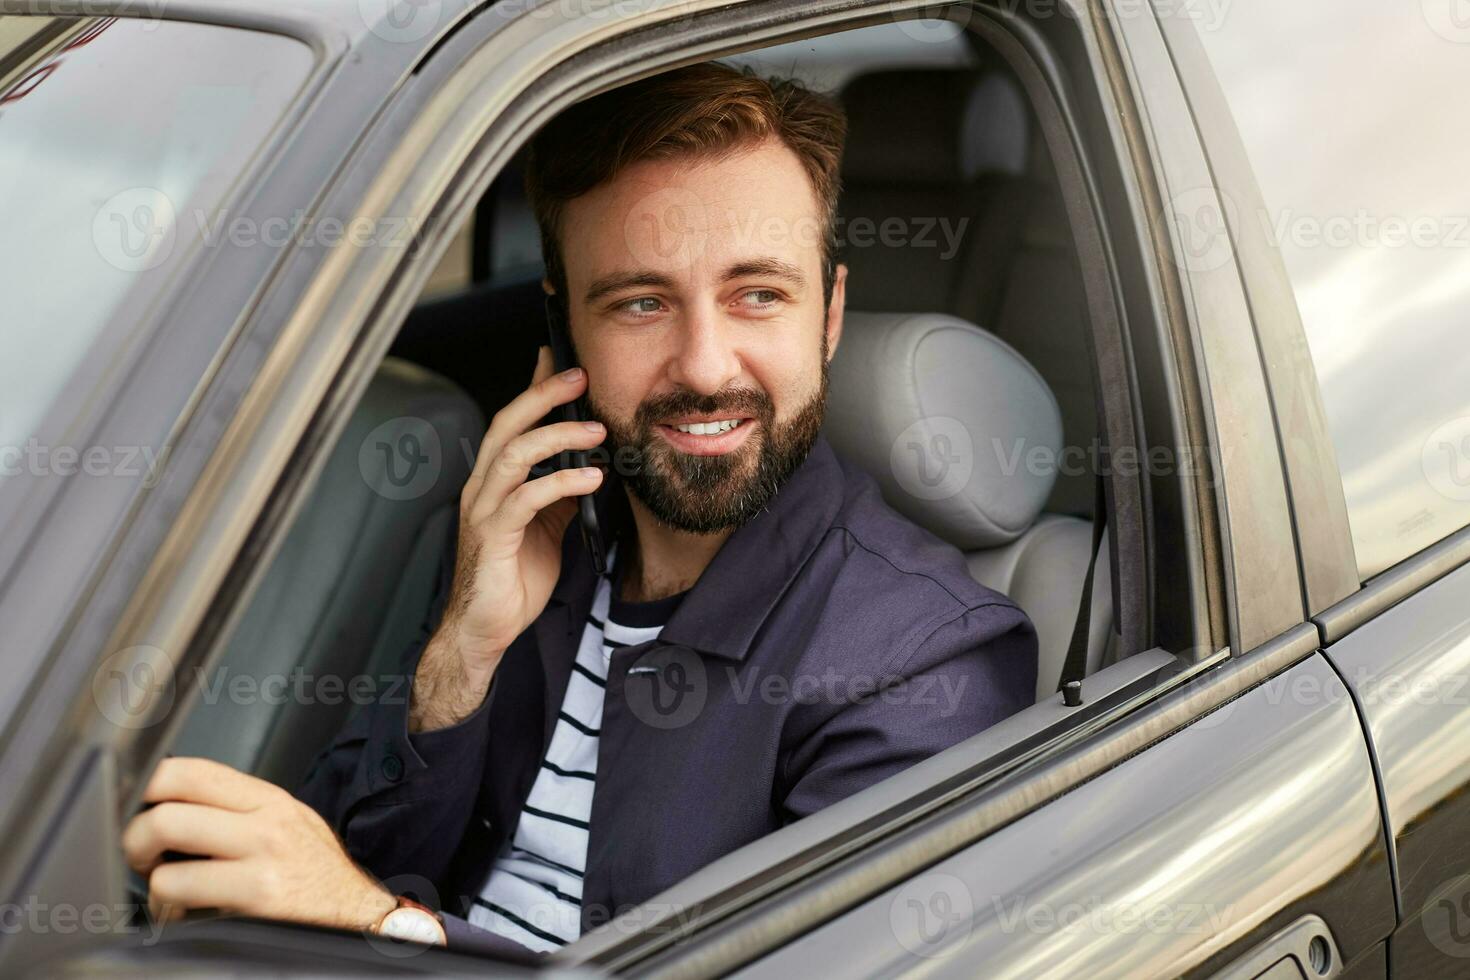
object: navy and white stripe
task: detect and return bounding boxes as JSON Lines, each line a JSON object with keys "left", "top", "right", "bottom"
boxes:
{"left": 469, "top": 546, "right": 673, "bottom": 951}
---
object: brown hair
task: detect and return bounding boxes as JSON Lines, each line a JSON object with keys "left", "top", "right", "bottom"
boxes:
{"left": 525, "top": 61, "right": 847, "bottom": 306}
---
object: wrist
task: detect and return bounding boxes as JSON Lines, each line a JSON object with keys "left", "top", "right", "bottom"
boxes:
{"left": 409, "top": 630, "right": 499, "bottom": 733}
{"left": 349, "top": 882, "right": 398, "bottom": 932}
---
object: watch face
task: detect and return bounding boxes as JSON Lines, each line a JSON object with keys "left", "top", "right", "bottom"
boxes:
{"left": 379, "top": 907, "right": 446, "bottom": 946}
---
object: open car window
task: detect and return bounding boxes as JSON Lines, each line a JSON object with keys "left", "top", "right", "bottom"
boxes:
{"left": 148, "top": 5, "right": 1193, "bottom": 963}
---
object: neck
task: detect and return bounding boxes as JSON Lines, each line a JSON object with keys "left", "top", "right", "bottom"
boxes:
{"left": 617, "top": 488, "right": 733, "bottom": 602}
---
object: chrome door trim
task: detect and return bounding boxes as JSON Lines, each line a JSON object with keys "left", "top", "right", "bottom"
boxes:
{"left": 1148, "top": 3, "right": 1359, "bottom": 618}
{"left": 1105, "top": 0, "right": 1303, "bottom": 653}
{"left": 1315, "top": 524, "right": 1470, "bottom": 645}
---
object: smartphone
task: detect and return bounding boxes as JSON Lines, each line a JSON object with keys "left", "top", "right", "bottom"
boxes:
{"left": 545, "top": 296, "right": 607, "bottom": 576}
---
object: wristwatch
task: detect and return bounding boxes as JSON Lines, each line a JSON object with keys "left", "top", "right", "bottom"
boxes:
{"left": 371, "top": 896, "right": 447, "bottom": 946}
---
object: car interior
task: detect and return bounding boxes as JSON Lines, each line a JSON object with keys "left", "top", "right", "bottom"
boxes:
{"left": 175, "top": 22, "right": 1125, "bottom": 808}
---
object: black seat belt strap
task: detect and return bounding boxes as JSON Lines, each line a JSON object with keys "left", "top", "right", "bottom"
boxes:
{"left": 1058, "top": 472, "right": 1107, "bottom": 702}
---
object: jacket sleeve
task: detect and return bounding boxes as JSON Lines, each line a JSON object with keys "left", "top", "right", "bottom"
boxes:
{"left": 295, "top": 510, "right": 498, "bottom": 894}
{"left": 779, "top": 600, "right": 1037, "bottom": 822}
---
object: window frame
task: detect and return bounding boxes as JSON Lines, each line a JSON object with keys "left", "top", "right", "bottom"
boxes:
{"left": 1147, "top": 5, "right": 1361, "bottom": 619}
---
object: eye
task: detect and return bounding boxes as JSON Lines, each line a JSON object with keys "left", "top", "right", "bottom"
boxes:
{"left": 616, "top": 296, "right": 664, "bottom": 317}
{"left": 736, "top": 289, "right": 782, "bottom": 309}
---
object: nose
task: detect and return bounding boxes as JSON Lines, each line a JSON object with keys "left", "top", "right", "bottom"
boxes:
{"left": 665, "top": 304, "right": 743, "bottom": 396}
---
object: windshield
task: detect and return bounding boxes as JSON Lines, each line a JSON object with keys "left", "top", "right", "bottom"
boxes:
{"left": 0, "top": 15, "right": 312, "bottom": 484}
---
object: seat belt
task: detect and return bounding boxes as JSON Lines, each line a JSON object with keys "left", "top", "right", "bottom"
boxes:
{"left": 1057, "top": 472, "right": 1107, "bottom": 704}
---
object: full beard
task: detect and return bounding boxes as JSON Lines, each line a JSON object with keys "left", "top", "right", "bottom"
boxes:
{"left": 587, "top": 360, "right": 829, "bottom": 535}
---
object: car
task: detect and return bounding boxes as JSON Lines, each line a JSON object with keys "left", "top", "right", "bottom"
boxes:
{"left": 1, "top": 0, "right": 1467, "bottom": 976}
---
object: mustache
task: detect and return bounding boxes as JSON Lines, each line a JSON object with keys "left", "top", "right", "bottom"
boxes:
{"left": 634, "top": 386, "right": 773, "bottom": 427}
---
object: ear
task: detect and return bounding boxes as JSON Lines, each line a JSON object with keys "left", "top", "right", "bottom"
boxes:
{"left": 824, "top": 263, "right": 848, "bottom": 362}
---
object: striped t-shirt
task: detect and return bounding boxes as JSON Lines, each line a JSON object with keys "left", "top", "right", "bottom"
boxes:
{"left": 468, "top": 546, "right": 684, "bottom": 951}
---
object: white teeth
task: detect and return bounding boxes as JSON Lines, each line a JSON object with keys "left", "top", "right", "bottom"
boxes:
{"left": 673, "top": 418, "right": 742, "bottom": 435}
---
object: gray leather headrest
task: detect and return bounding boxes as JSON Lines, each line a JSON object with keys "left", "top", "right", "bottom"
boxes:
{"left": 841, "top": 68, "right": 1030, "bottom": 184}
{"left": 823, "top": 312, "right": 1062, "bottom": 550}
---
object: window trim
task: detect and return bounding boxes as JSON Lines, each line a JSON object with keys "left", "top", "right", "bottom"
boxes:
{"left": 1315, "top": 522, "right": 1470, "bottom": 645}
{"left": 1148, "top": 5, "right": 1360, "bottom": 617}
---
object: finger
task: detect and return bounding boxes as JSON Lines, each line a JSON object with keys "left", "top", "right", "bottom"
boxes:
{"left": 490, "top": 466, "right": 603, "bottom": 537}
{"left": 142, "top": 756, "right": 286, "bottom": 813}
{"left": 148, "top": 859, "right": 242, "bottom": 921}
{"left": 464, "top": 348, "right": 585, "bottom": 497}
{"left": 532, "top": 342, "right": 555, "bottom": 384}
{"left": 123, "top": 802, "right": 254, "bottom": 875}
{"left": 468, "top": 420, "right": 606, "bottom": 523}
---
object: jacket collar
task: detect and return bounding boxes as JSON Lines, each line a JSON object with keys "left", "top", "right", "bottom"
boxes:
{"left": 549, "top": 435, "right": 846, "bottom": 662}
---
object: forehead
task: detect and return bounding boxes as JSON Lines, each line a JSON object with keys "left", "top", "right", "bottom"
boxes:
{"left": 559, "top": 138, "right": 825, "bottom": 286}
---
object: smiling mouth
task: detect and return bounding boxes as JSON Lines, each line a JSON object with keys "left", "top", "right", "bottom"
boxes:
{"left": 665, "top": 417, "right": 749, "bottom": 435}
{"left": 653, "top": 416, "right": 757, "bottom": 457}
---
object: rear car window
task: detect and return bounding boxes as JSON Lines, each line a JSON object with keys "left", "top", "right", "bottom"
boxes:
{"left": 0, "top": 15, "right": 312, "bottom": 483}
{"left": 1192, "top": 1, "right": 1470, "bottom": 578}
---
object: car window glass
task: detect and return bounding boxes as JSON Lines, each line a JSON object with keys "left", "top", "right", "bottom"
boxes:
{"left": 0, "top": 16, "right": 312, "bottom": 482}
{"left": 1193, "top": 2, "right": 1470, "bottom": 578}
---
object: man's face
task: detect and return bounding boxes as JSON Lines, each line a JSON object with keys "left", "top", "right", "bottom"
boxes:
{"left": 558, "top": 138, "right": 847, "bottom": 534}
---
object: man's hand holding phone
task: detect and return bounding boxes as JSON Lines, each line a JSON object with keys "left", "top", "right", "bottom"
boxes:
{"left": 409, "top": 346, "right": 605, "bottom": 732}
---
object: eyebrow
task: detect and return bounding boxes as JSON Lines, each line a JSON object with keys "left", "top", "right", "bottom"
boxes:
{"left": 584, "top": 271, "right": 677, "bottom": 306}
{"left": 720, "top": 258, "right": 807, "bottom": 287}
{"left": 582, "top": 258, "right": 809, "bottom": 306}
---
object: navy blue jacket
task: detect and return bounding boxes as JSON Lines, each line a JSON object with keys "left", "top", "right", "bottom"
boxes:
{"left": 297, "top": 436, "right": 1036, "bottom": 955}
